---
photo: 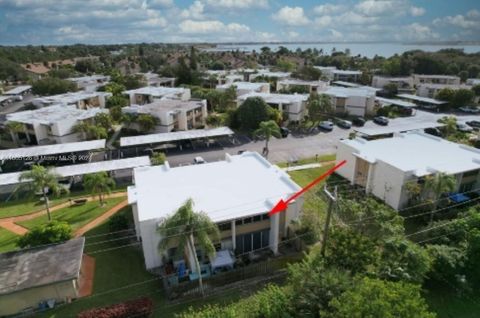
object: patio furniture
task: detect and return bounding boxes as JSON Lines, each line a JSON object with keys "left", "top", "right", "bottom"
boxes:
{"left": 210, "top": 249, "right": 235, "bottom": 274}
{"left": 70, "top": 198, "right": 88, "bottom": 206}
{"left": 189, "top": 264, "right": 211, "bottom": 281}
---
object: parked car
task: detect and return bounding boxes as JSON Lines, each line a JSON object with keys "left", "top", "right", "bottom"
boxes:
{"left": 337, "top": 119, "right": 352, "bottom": 129}
{"left": 318, "top": 121, "right": 334, "bottom": 131}
{"left": 424, "top": 127, "right": 442, "bottom": 137}
{"left": 352, "top": 117, "right": 366, "bottom": 127}
{"left": 459, "top": 106, "right": 480, "bottom": 113}
{"left": 373, "top": 116, "right": 389, "bottom": 126}
{"left": 466, "top": 120, "right": 480, "bottom": 129}
{"left": 193, "top": 156, "right": 206, "bottom": 164}
{"left": 280, "top": 127, "right": 290, "bottom": 138}
{"left": 457, "top": 123, "right": 473, "bottom": 133}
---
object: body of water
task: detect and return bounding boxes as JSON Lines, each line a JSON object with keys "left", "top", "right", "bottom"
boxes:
{"left": 207, "top": 43, "right": 480, "bottom": 58}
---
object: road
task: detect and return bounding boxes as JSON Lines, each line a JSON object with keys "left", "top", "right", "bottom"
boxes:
{"left": 164, "top": 126, "right": 351, "bottom": 166}
{"left": 0, "top": 94, "right": 35, "bottom": 115}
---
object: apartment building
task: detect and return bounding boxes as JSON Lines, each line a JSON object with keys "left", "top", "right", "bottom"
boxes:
{"left": 276, "top": 79, "right": 328, "bottom": 94}
{"left": 314, "top": 66, "right": 362, "bottom": 82}
{"left": 122, "top": 99, "right": 207, "bottom": 133}
{"left": 32, "top": 91, "right": 112, "bottom": 109}
{"left": 128, "top": 151, "right": 303, "bottom": 270}
{"left": 138, "top": 72, "right": 175, "bottom": 87}
{"left": 237, "top": 92, "right": 309, "bottom": 121}
{"left": 124, "top": 87, "right": 191, "bottom": 105}
{"left": 323, "top": 86, "right": 376, "bottom": 117}
{"left": 371, "top": 76, "right": 414, "bottom": 93}
{"left": 6, "top": 105, "right": 107, "bottom": 145}
{"left": 216, "top": 81, "right": 270, "bottom": 96}
{"left": 68, "top": 75, "right": 110, "bottom": 92}
{"left": 416, "top": 83, "right": 473, "bottom": 98}
{"left": 413, "top": 74, "right": 461, "bottom": 86}
{"left": 336, "top": 132, "right": 480, "bottom": 210}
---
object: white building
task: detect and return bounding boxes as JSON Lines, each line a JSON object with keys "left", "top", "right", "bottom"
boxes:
{"left": 237, "top": 92, "right": 309, "bottom": 121}
{"left": 315, "top": 66, "right": 361, "bottom": 82}
{"left": 138, "top": 72, "right": 175, "bottom": 87}
{"left": 371, "top": 76, "right": 414, "bottom": 93}
{"left": 6, "top": 105, "right": 107, "bottom": 145}
{"left": 336, "top": 132, "right": 480, "bottom": 210}
{"left": 124, "top": 87, "right": 191, "bottom": 105}
{"left": 413, "top": 74, "right": 460, "bottom": 86}
{"left": 68, "top": 75, "right": 110, "bottom": 92}
{"left": 32, "top": 91, "right": 112, "bottom": 109}
{"left": 323, "top": 86, "right": 376, "bottom": 117}
{"left": 277, "top": 79, "right": 328, "bottom": 94}
{"left": 122, "top": 99, "right": 207, "bottom": 133}
{"left": 204, "top": 70, "right": 243, "bottom": 85}
{"left": 249, "top": 70, "right": 291, "bottom": 82}
{"left": 128, "top": 151, "right": 303, "bottom": 270}
{"left": 466, "top": 78, "right": 480, "bottom": 86}
{"left": 216, "top": 81, "right": 270, "bottom": 96}
{"left": 3, "top": 85, "right": 32, "bottom": 97}
{"left": 416, "top": 83, "right": 473, "bottom": 98}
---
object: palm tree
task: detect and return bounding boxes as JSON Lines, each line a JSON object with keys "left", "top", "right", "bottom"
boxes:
{"left": 307, "top": 93, "right": 333, "bottom": 125}
{"left": 6, "top": 121, "right": 25, "bottom": 146}
{"left": 423, "top": 172, "right": 456, "bottom": 223}
{"left": 83, "top": 172, "right": 116, "bottom": 206}
{"left": 19, "top": 165, "right": 63, "bottom": 221}
{"left": 438, "top": 116, "right": 457, "bottom": 137}
{"left": 157, "top": 199, "right": 220, "bottom": 296}
{"left": 254, "top": 120, "right": 281, "bottom": 158}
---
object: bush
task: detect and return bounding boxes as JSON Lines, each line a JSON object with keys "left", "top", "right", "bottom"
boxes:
{"left": 17, "top": 221, "right": 72, "bottom": 248}
{"left": 77, "top": 297, "right": 153, "bottom": 318}
{"left": 108, "top": 213, "right": 129, "bottom": 233}
{"left": 32, "top": 77, "right": 77, "bottom": 96}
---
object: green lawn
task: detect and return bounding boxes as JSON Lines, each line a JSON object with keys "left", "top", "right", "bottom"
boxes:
{"left": 287, "top": 163, "right": 335, "bottom": 187}
{"left": 0, "top": 187, "right": 127, "bottom": 219}
{"left": 277, "top": 154, "right": 336, "bottom": 168}
{"left": 0, "top": 228, "right": 19, "bottom": 253}
{"left": 16, "top": 197, "right": 126, "bottom": 231}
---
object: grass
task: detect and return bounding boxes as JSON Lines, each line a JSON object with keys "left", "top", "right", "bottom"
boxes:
{"left": 276, "top": 154, "right": 336, "bottom": 168}
{"left": 39, "top": 206, "right": 265, "bottom": 318}
{"left": 0, "top": 228, "right": 19, "bottom": 253}
{"left": 16, "top": 196, "right": 126, "bottom": 231}
{"left": 287, "top": 163, "right": 335, "bottom": 188}
{"left": 0, "top": 186, "right": 128, "bottom": 219}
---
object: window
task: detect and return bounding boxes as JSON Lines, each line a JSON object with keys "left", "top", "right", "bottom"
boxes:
{"left": 463, "top": 170, "right": 478, "bottom": 178}
{"left": 235, "top": 219, "right": 242, "bottom": 226}
{"left": 243, "top": 217, "right": 252, "bottom": 224}
{"left": 218, "top": 222, "right": 231, "bottom": 232}
{"left": 253, "top": 215, "right": 262, "bottom": 222}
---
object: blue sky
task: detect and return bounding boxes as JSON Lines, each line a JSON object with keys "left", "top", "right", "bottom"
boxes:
{"left": 0, "top": 0, "right": 479, "bottom": 45}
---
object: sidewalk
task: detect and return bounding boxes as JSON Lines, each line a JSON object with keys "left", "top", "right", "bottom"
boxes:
{"left": 282, "top": 160, "right": 335, "bottom": 172}
{"left": 74, "top": 199, "right": 128, "bottom": 237}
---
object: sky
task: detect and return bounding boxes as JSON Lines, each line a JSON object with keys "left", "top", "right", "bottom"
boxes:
{"left": 0, "top": 0, "right": 479, "bottom": 45}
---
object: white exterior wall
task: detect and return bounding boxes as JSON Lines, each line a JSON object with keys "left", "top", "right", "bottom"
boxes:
{"left": 335, "top": 143, "right": 358, "bottom": 184}
{"left": 367, "top": 160, "right": 408, "bottom": 210}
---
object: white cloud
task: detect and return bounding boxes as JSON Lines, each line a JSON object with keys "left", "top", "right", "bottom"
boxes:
{"left": 433, "top": 12, "right": 480, "bottom": 29}
{"left": 205, "top": 0, "right": 268, "bottom": 9}
{"left": 179, "top": 19, "right": 250, "bottom": 34}
{"left": 410, "top": 6, "right": 425, "bottom": 17}
{"left": 273, "top": 6, "right": 310, "bottom": 26}
{"left": 314, "top": 15, "right": 333, "bottom": 28}
{"left": 400, "top": 23, "right": 439, "bottom": 41}
{"left": 314, "top": 3, "right": 344, "bottom": 15}
{"left": 328, "top": 29, "right": 343, "bottom": 40}
{"left": 147, "top": 0, "right": 173, "bottom": 7}
{"left": 338, "top": 11, "right": 379, "bottom": 25}
{"left": 355, "top": 0, "right": 407, "bottom": 16}
{"left": 180, "top": 1, "right": 204, "bottom": 20}
{"left": 467, "top": 9, "right": 480, "bottom": 19}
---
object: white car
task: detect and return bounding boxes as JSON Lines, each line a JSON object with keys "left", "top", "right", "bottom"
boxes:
{"left": 193, "top": 156, "right": 206, "bottom": 164}
{"left": 318, "top": 121, "right": 334, "bottom": 131}
{"left": 459, "top": 106, "right": 480, "bottom": 113}
{"left": 457, "top": 123, "right": 473, "bottom": 132}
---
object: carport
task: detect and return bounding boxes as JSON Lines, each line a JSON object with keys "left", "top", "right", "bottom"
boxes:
{"left": 119, "top": 127, "right": 234, "bottom": 156}
{"left": 396, "top": 94, "right": 447, "bottom": 111}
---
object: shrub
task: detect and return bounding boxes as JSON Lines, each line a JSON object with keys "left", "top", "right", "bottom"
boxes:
{"left": 17, "top": 221, "right": 72, "bottom": 248}
{"left": 77, "top": 297, "right": 153, "bottom": 318}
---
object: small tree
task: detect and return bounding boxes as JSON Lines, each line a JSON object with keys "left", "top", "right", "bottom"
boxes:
{"left": 424, "top": 172, "right": 456, "bottom": 223}
{"left": 235, "top": 97, "right": 274, "bottom": 131}
{"left": 5, "top": 121, "right": 24, "bottom": 146}
{"left": 137, "top": 114, "right": 158, "bottom": 133}
{"left": 438, "top": 116, "right": 457, "bottom": 137}
{"left": 94, "top": 113, "right": 113, "bottom": 131}
{"left": 157, "top": 199, "right": 220, "bottom": 296}
{"left": 254, "top": 120, "right": 281, "bottom": 158}
{"left": 19, "top": 165, "right": 63, "bottom": 221}
{"left": 83, "top": 172, "right": 116, "bottom": 206}
{"left": 17, "top": 221, "right": 72, "bottom": 248}
{"left": 151, "top": 152, "right": 166, "bottom": 166}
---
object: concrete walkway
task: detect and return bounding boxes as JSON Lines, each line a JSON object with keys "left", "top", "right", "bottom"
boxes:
{"left": 78, "top": 254, "right": 96, "bottom": 297}
{"left": 74, "top": 199, "right": 128, "bottom": 237}
{"left": 0, "top": 192, "right": 127, "bottom": 236}
{"left": 282, "top": 161, "right": 336, "bottom": 172}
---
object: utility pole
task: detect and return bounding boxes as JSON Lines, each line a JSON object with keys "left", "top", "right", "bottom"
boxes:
{"left": 321, "top": 185, "right": 337, "bottom": 257}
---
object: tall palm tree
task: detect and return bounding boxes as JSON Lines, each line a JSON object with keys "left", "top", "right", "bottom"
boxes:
{"left": 254, "top": 120, "right": 281, "bottom": 158}
{"left": 439, "top": 116, "right": 457, "bottom": 137}
{"left": 307, "top": 93, "right": 333, "bottom": 125}
{"left": 83, "top": 172, "right": 116, "bottom": 206}
{"left": 424, "top": 172, "right": 456, "bottom": 223}
{"left": 157, "top": 199, "right": 220, "bottom": 296}
{"left": 19, "top": 165, "right": 63, "bottom": 221}
{"left": 6, "top": 121, "right": 25, "bottom": 147}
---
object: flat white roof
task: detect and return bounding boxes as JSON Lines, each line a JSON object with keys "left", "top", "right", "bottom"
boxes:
{"left": 417, "top": 83, "right": 470, "bottom": 89}
{"left": 333, "top": 70, "right": 362, "bottom": 75}
{"left": 32, "top": 91, "right": 111, "bottom": 105}
{"left": 120, "top": 127, "right": 234, "bottom": 147}
{"left": 332, "top": 81, "right": 360, "bottom": 87}
{"left": 314, "top": 66, "right": 337, "bottom": 71}
{"left": 342, "top": 132, "right": 480, "bottom": 176}
{"left": 68, "top": 75, "right": 109, "bottom": 83}
{"left": 0, "top": 96, "right": 12, "bottom": 103}
{"left": 123, "top": 99, "right": 204, "bottom": 114}
{"left": 128, "top": 152, "right": 301, "bottom": 222}
{"left": 254, "top": 70, "right": 291, "bottom": 78}
{"left": 278, "top": 79, "right": 326, "bottom": 86}
{"left": 216, "top": 82, "right": 268, "bottom": 90}
{"left": 324, "top": 86, "right": 376, "bottom": 98}
{"left": 7, "top": 105, "right": 107, "bottom": 125}
{"left": 0, "top": 140, "right": 106, "bottom": 160}
{"left": 414, "top": 74, "right": 460, "bottom": 80}
{"left": 0, "top": 157, "right": 151, "bottom": 186}
{"left": 397, "top": 94, "right": 447, "bottom": 105}
{"left": 123, "top": 87, "right": 187, "bottom": 97}
{"left": 376, "top": 97, "right": 416, "bottom": 108}
{"left": 4, "top": 85, "right": 32, "bottom": 95}
{"left": 238, "top": 92, "right": 308, "bottom": 104}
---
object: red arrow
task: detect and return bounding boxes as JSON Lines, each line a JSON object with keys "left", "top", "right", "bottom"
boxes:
{"left": 269, "top": 160, "right": 347, "bottom": 216}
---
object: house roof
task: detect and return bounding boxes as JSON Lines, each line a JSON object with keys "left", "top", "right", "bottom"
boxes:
{"left": 413, "top": 74, "right": 460, "bottom": 80}
{"left": 123, "top": 99, "right": 205, "bottom": 115}
{"left": 341, "top": 132, "right": 480, "bottom": 177}
{"left": 324, "top": 86, "right": 376, "bottom": 98}
{"left": 123, "top": 87, "right": 188, "bottom": 97}
{"left": 120, "top": 127, "right": 233, "bottom": 147}
{"left": 396, "top": 94, "right": 447, "bottom": 105}
{"left": 3, "top": 86, "right": 32, "bottom": 95}
{"left": 0, "top": 139, "right": 106, "bottom": 160}
{"left": 376, "top": 97, "right": 416, "bottom": 108}
{"left": 237, "top": 92, "right": 308, "bottom": 104}
{"left": 216, "top": 81, "right": 268, "bottom": 91}
{"left": 32, "top": 91, "right": 112, "bottom": 106}
{"left": 128, "top": 151, "right": 301, "bottom": 222}
{"left": 332, "top": 70, "right": 362, "bottom": 75}
{"left": 0, "top": 238, "right": 85, "bottom": 296}
{"left": 278, "top": 79, "right": 327, "bottom": 87}
{"left": 0, "top": 157, "right": 150, "bottom": 186}
{"left": 6, "top": 105, "right": 107, "bottom": 125}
